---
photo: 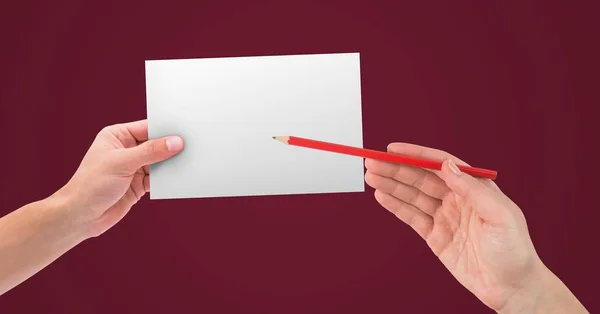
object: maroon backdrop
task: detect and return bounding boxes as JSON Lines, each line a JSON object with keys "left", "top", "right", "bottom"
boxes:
{"left": 1, "top": 0, "right": 598, "bottom": 313}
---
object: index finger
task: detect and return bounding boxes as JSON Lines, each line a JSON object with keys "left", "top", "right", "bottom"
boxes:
{"left": 119, "top": 119, "right": 149, "bottom": 142}
{"left": 387, "top": 142, "right": 499, "bottom": 190}
{"left": 387, "top": 143, "right": 470, "bottom": 166}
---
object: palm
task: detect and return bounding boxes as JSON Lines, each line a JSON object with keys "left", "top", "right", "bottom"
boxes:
{"left": 427, "top": 196, "right": 498, "bottom": 306}
{"left": 427, "top": 195, "right": 481, "bottom": 279}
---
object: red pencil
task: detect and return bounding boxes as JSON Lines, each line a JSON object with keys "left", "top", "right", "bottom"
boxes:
{"left": 273, "top": 136, "right": 497, "bottom": 180}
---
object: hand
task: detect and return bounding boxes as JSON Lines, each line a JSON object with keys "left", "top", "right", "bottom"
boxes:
{"left": 54, "top": 119, "right": 184, "bottom": 238}
{"left": 364, "top": 143, "right": 587, "bottom": 313}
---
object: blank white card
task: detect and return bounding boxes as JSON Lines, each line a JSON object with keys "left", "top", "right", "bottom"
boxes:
{"left": 145, "top": 52, "right": 364, "bottom": 199}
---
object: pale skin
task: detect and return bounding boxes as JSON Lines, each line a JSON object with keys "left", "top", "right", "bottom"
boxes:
{"left": 364, "top": 144, "right": 589, "bottom": 313}
{"left": 0, "top": 120, "right": 589, "bottom": 313}
{"left": 0, "top": 120, "right": 184, "bottom": 295}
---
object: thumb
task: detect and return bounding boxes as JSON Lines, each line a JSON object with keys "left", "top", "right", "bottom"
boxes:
{"left": 439, "top": 159, "right": 507, "bottom": 223}
{"left": 117, "top": 136, "right": 184, "bottom": 171}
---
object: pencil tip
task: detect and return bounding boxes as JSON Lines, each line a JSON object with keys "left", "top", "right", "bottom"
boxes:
{"left": 272, "top": 136, "right": 276, "bottom": 139}
{"left": 272, "top": 136, "right": 290, "bottom": 144}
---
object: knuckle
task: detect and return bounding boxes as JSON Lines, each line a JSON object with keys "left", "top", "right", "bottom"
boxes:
{"left": 98, "top": 124, "right": 123, "bottom": 139}
{"left": 407, "top": 189, "right": 421, "bottom": 205}
{"left": 145, "top": 142, "right": 159, "bottom": 155}
{"left": 99, "top": 125, "right": 112, "bottom": 135}
{"left": 412, "top": 172, "right": 428, "bottom": 190}
{"left": 101, "top": 123, "right": 120, "bottom": 132}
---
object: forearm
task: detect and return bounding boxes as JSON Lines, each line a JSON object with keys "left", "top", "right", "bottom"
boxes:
{"left": 0, "top": 194, "right": 88, "bottom": 295}
{"left": 499, "top": 264, "right": 589, "bottom": 314}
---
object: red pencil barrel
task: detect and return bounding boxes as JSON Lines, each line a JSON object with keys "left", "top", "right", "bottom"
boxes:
{"left": 287, "top": 136, "right": 497, "bottom": 180}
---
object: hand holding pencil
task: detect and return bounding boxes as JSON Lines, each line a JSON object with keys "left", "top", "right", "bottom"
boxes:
{"left": 364, "top": 142, "right": 586, "bottom": 313}
{"left": 273, "top": 136, "right": 587, "bottom": 313}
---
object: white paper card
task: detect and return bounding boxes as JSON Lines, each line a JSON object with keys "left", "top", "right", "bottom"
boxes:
{"left": 145, "top": 52, "right": 364, "bottom": 199}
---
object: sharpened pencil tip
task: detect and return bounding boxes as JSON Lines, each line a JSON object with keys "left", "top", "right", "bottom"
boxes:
{"left": 272, "top": 136, "right": 290, "bottom": 144}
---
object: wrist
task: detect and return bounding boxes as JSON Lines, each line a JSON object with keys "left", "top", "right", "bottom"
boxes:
{"left": 498, "top": 262, "right": 588, "bottom": 314}
{"left": 497, "top": 261, "right": 550, "bottom": 314}
{"left": 44, "top": 190, "right": 93, "bottom": 243}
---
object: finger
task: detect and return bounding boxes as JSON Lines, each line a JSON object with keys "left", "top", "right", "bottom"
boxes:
{"left": 388, "top": 142, "right": 470, "bottom": 165}
{"left": 115, "top": 136, "right": 184, "bottom": 172}
{"left": 438, "top": 159, "right": 508, "bottom": 224}
{"left": 387, "top": 142, "right": 499, "bottom": 190}
{"left": 143, "top": 165, "right": 150, "bottom": 192}
{"left": 96, "top": 191, "right": 136, "bottom": 231}
{"left": 374, "top": 190, "right": 433, "bottom": 239}
{"left": 365, "top": 158, "right": 450, "bottom": 199}
{"left": 103, "top": 120, "right": 151, "bottom": 148}
{"left": 144, "top": 175, "right": 150, "bottom": 192}
{"left": 119, "top": 119, "right": 150, "bottom": 142}
{"left": 365, "top": 170, "right": 441, "bottom": 216}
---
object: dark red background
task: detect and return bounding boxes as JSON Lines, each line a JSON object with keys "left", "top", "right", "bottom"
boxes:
{"left": 1, "top": 0, "right": 598, "bottom": 313}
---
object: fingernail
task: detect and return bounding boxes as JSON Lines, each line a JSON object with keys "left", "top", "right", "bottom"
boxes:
{"left": 165, "top": 136, "right": 183, "bottom": 152}
{"left": 448, "top": 159, "right": 461, "bottom": 175}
